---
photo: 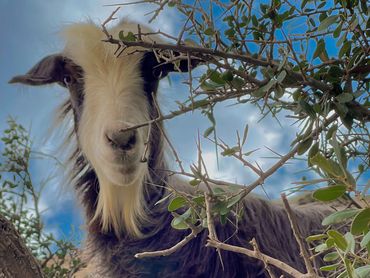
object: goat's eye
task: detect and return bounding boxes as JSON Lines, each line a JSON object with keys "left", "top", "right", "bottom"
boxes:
{"left": 152, "top": 69, "right": 163, "bottom": 79}
{"left": 63, "top": 75, "right": 72, "bottom": 86}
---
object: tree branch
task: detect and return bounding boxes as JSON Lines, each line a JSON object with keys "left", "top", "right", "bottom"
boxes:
{"left": 0, "top": 214, "right": 43, "bottom": 278}
{"left": 281, "top": 193, "right": 317, "bottom": 277}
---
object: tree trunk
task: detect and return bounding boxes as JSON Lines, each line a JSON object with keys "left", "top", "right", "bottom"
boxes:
{"left": 0, "top": 214, "right": 43, "bottom": 278}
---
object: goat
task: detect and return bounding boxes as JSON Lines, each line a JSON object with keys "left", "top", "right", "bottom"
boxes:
{"left": 10, "top": 20, "right": 332, "bottom": 277}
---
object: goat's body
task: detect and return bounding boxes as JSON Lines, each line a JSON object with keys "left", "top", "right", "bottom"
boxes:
{"left": 77, "top": 167, "right": 331, "bottom": 278}
{"left": 84, "top": 198, "right": 330, "bottom": 278}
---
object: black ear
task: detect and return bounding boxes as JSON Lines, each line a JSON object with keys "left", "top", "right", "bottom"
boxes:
{"left": 142, "top": 51, "right": 202, "bottom": 79}
{"left": 9, "top": 54, "right": 67, "bottom": 86}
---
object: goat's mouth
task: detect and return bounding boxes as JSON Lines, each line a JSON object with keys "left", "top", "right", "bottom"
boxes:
{"left": 98, "top": 156, "right": 147, "bottom": 187}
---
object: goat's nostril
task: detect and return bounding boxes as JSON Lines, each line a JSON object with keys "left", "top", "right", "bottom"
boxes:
{"left": 105, "top": 129, "right": 137, "bottom": 151}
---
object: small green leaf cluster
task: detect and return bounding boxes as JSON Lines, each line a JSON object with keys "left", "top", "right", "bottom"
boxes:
{"left": 0, "top": 118, "right": 82, "bottom": 277}
{"left": 165, "top": 184, "right": 244, "bottom": 231}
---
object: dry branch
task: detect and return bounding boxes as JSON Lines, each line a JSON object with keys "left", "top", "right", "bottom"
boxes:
{"left": 281, "top": 193, "right": 317, "bottom": 278}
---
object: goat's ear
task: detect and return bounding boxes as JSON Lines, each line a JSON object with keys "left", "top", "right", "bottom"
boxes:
{"left": 9, "top": 54, "right": 66, "bottom": 86}
{"left": 142, "top": 52, "right": 202, "bottom": 79}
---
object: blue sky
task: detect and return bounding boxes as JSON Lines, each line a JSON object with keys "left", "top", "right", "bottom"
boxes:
{"left": 1, "top": 1, "right": 366, "bottom": 242}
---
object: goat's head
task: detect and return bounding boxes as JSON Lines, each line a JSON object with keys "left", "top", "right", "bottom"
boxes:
{"left": 10, "top": 21, "right": 198, "bottom": 237}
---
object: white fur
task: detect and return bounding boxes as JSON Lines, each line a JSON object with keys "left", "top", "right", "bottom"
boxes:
{"left": 62, "top": 21, "right": 159, "bottom": 237}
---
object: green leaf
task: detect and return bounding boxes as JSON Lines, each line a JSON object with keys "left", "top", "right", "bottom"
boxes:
{"left": 351, "top": 208, "right": 370, "bottom": 235}
{"left": 209, "top": 70, "right": 225, "bottom": 85}
{"left": 221, "top": 146, "right": 239, "bottom": 156}
{"left": 203, "top": 126, "right": 214, "bottom": 137}
{"left": 326, "top": 124, "right": 338, "bottom": 140}
{"left": 312, "top": 185, "right": 346, "bottom": 202}
{"left": 168, "top": 196, "right": 187, "bottom": 212}
{"left": 320, "top": 263, "right": 339, "bottom": 272}
{"left": 323, "top": 252, "right": 339, "bottom": 262}
{"left": 274, "top": 84, "right": 285, "bottom": 98}
{"left": 344, "top": 232, "right": 355, "bottom": 253}
{"left": 313, "top": 39, "right": 325, "bottom": 60}
{"left": 189, "top": 179, "right": 201, "bottom": 186}
{"left": 230, "top": 77, "right": 245, "bottom": 89}
{"left": 224, "top": 28, "right": 235, "bottom": 37}
{"left": 253, "top": 79, "right": 277, "bottom": 97}
{"left": 349, "top": 17, "right": 359, "bottom": 31}
{"left": 214, "top": 201, "right": 229, "bottom": 216}
{"left": 118, "top": 30, "right": 125, "bottom": 41}
{"left": 125, "top": 31, "right": 136, "bottom": 42}
{"left": 333, "top": 22, "right": 343, "bottom": 38}
{"left": 339, "top": 40, "right": 351, "bottom": 58}
{"left": 318, "top": 15, "right": 339, "bottom": 32}
{"left": 191, "top": 99, "right": 209, "bottom": 108}
{"left": 299, "top": 100, "right": 316, "bottom": 118}
{"left": 322, "top": 209, "right": 359, "bottom": 225}
{"left": 344, "top": 258, "right": 355, "bottom": 278}
{"left": 315, "top": 243, "right": 328, "bottom": 252}
{"left": 310, "top": 153, "right": 344, "bottom": 177}
{"left": 301, "top": 0, "right": 308, "bottom": 9}
{"left": 327, "top": 230, "right": 347, "bottom": 251}
{"left": 327, "top": 65, "right": 343, "bottom": 82}
{"left": 354, "top": 266, "right": 370, "bottom": 278}
{"left": 221, "top": 71, "right": 233, "bottom": 82}
{"left": 276, "top": 70, "right": 287, "bottom": 84}
{"left": 306, "top": 234, "right": 327, "bottom": 242}
{"left": 336, "top": 93, "right": 353, "bottom": 103}
{"left": 227, "top": 194, "right": 242, "bottom": 208}
{"left": 204, "top": 28, "right": 215, "bottom": 36}
{"left": 252, "top": 15, "right": 258, "bottom": 26}
{"left": 307, "top": 142, "right": 320, "bottom": 167}
{"left": 192, "top": 195, "right": 204, "bottom": 205}
{"left": 171, "top": 208, "right": 192, "bottom": 230}
{"left": 360, "top": 231, "right": 370, "bottom": 248}
{"left": 297, "top": 137, "right": 313, "bottom": 155}
{"left": 241, "top": 124, "right": 249, "bottom": 146}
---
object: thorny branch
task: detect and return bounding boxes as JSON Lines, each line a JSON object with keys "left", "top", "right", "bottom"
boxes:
{"left": 281, "top": 193, "right": 317, "bottom": 277}
{"left": 104, "top": 37, "right": 333, "bottom": 92}
{"left": 204, "top": 192, "right": 310, "bottom": 278}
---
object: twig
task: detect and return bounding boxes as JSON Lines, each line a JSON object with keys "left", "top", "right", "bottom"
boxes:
{"left": 236, "top": 113, "right": 339, "bottom": 200}
{"left": 250, "top": 238, "right": 277, "bottom": 278}
{"left": 281, "top": 193, "right": 317, "bottom": 277}
{"left": 101, "top": 7, "right": 121, "bottom": 38}
{"left": 149, "top": 0, "right": 169, "bottom": 23}
{"left": 135, "top": 225, "right": 202, "bottom": 258}
{"left": 114, "top": 88, "right": 253, "bottom": 134}
{"left": 206, "top": 239, "right": 309, "bottom": 278}
{"left": 204, "top": 192, "right": 224, "bottom": 270}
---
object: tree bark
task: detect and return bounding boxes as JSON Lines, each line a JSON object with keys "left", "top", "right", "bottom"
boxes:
{"left": 0, "top": 214, "right": 43, "bottom": 278}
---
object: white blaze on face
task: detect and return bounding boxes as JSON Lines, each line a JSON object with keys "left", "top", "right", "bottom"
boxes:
{"left": 63, "top": 22, "right": 155, "bottom": 237}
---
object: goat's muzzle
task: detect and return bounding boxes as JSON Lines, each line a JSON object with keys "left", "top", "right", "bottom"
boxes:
{"left": 105, "top": 129, "right": 137, "bottom": 152}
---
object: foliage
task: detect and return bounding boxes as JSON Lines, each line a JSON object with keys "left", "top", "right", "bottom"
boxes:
{"left": 0, "top": 118, "right": 83, "bottom": 277}
{"left": 110, "top": 0, "right": 369, "bottom": 276}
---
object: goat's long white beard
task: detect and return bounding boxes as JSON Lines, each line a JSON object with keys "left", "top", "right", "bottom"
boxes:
{"left": 91, "top": 167, "right": 150, "bottom": 238}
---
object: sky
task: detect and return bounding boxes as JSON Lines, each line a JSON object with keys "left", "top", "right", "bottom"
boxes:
{"left": 1, "top": 1, "right": 366, "bottom": 242}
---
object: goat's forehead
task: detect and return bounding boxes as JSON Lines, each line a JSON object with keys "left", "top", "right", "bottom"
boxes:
{"left": 63, "top": 23, "right": 145, "bottom": 78}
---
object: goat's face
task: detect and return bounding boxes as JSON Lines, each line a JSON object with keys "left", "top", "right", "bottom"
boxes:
{"left": 73, "top": 53, "right": 153, "bottom": 188}
{"left": 10, "top": 53, "right": 162, "bottom": 188}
